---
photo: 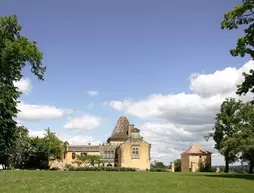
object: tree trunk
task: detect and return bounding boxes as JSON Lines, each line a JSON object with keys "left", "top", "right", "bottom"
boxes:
{"left": 224, "top": 153, "right": 229, "bottom": 173}
{"left": 249, "top": 161, "right": 254, "bottom": 174}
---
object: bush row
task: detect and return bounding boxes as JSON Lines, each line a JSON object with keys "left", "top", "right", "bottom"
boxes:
{"left": 149, "top": 168, "right": 169, "bottom": 172}
{"left": 51, "top": 166, "right": 169, "bottom": 172}
{"left": 61, "top": 166, "right": 137, "bottom": 172}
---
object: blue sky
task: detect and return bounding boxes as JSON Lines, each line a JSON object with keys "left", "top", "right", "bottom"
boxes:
{"left": 2, "top": 0, "right": 251, "bottom": 165}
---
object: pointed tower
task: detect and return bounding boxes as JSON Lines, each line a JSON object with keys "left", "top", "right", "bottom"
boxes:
{"left": 107, "top": 116, "right": 130, "bottom": 143}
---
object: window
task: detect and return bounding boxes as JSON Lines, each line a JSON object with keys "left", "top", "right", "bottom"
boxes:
{"left": 132, "top": 146, "right": 139, "bottom": 159}
{"left": 81, "top": 152, "right": 87, "bottom": 158}
{"left": 110, "top": 151, "right": 114, "bottom": 159}
{"left": 72, "top": 152, "right": 76, "bottom": 160}
{"left": 104, "top": 151, "right": 108, "bottom": 159}
{"left": 104, "top": 151, "right": 114, "bottom": 159}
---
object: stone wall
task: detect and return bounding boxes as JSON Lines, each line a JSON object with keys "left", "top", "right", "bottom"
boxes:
{"left": 120, "top": 141, "right": 150, "bottom": 170}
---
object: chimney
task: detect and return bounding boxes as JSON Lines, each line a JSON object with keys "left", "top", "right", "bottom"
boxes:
{"left": 128, "top": 124, "right": 134, "bottom": 137}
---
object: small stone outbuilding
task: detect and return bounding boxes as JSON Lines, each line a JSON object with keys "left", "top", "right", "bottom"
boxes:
{"left": 181, "top": 143, "right": 212, "bottom": 172}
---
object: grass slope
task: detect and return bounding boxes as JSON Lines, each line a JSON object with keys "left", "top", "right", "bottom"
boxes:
{"left": 0, "top": 171, "right": 253, "bottom": 193}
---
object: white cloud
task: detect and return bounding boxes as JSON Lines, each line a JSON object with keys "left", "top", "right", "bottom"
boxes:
{"left": 28, "top": 129, "right": 101, "bottom": 145}
{"left": 17, "top": 102, "right": 67, "bottom": 121}
{"left": 64, "top": 114, "right": 101, "bottom": 131}
{"left": 189, "top": 60, "right": 253, "bottom": 98}
{"left": 62, "top": 135, "right": 101, "bottom": 145}
{"left": 87, "top": 90, "right": 98, "bottom": 96}
{"left": 139, "top": 122, "right": 225, "bottom": 165}
{"left": 14, "top": 78, "right": 32, "bottom": 94}
{"left": 29, "top": 129, "right": 45, "bottom": 138}
{"left": 105, "top": 60, "right": 254, "bottom": 165}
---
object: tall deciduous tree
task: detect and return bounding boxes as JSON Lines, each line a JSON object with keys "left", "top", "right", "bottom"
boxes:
{"left": 0, "top": 15, "right": 46, "bottom": 166}
{"left": 221, "top": 0, "right": 254, "bottom": 99}
{"left": 43, "top": 128, "right": 67, "bottom": 160}
{"left": 9, "top": 126, "right": 32, "bottom": 168}
{"left": 235, "top": 102, "right": 254, "bottom": 173}
{"left": 208, "top": 98, "right": 242, "bottom": 173}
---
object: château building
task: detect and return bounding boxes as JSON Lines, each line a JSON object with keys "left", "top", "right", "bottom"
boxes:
{"left": 62, "top": 116, "right": 151, "bottom": 170}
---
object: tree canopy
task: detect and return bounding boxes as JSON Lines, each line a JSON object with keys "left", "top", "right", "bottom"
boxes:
{"left": 208, "top": 98, "right": 254, "bottom": 173}
{"left": 221, "top": 0, "right": 254, "bottom": 99}
{"left": 208, "top": 98, "right": 242, "bottom": 173}
{"left": 0, "top": 15, "right": 46, "bottom": 167}
{"left": 1, "top": 127, "right": 68, "bottom": 169}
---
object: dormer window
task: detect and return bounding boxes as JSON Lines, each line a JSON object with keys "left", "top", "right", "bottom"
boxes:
{"left": 130, "top": 128, "right": 141, "bottom": 139}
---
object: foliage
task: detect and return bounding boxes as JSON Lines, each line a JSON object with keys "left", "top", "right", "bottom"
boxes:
{"left": 43, "top": 128, "right": 66, "bottom": 160}
{"left": 208, "top": 98, "right": 254, "bottom": 174}
{"left": 154, "top": 161, "right": 166, "bottom": 169}
{"left": 151, "top": 160, "right": 167, "bottom": 169}
{"left": 67, "top": 166, "right": 136, "bottom": 172}
{"left": 174, "top": 159, "right": 181, "bottom": 172}
{"left": 207, "top": 98, "right": 243, "bottom": 173}
{"left": 199, "top": 161, "right": 212, "bottom": 172}
{"left": 9, "top": 126, "right": 33, "bottom": 168}
{"left": 0, "top": 127, "right": 67, "bottom": 169}
{"left": 72, "top": 154, "right": 103, "bottom": 167}
{"left": 233, "top": 102, "right": 254, "bottom": 173}
{"left": 0, "top": 15, "right": 46, "bottom": 167}
{"left": 149, "top": 168, "right": 168, "bottom": 172}
{"left": 221, "top": 0, "right": 254, "bottom": 99}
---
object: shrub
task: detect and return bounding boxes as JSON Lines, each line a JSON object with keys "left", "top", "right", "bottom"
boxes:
{"left": 67, "top": 166, "right": 136, "bottom": 172}
{"left": 50, "top": 167, "right": 60, "bottom": 170}
{"left": 199, "top": 162, "right": 212, "bottom": 172}
{"left": 149, "top": 168, "right": 168, "bottom": 172}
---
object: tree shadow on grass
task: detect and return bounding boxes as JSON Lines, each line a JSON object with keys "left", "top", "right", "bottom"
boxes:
{"left": 188, "top": 173, "right": 254, "bottom": 181}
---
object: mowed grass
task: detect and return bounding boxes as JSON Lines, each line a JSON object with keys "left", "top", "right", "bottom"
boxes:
{"left": 0, "top": 171, "right": 253, "bottom": 193}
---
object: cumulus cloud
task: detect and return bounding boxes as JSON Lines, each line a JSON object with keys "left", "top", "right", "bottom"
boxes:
{"left": 105, "top": 60, "right": 254, "bottom": 165}
{"left": 17, "top": 102, "right": 68, "bottom": 121}
{"left": 14, "top": 78, "right": 32, "bottom": 94}
{"left": 29, "top": 129, "right": 45, "bottom": 138}
{"left": 64, "top": 114, "right": 101, "bottom": 131}
{"left": 138, "top": 122, "right": 225, "bottom": 165}
{"left": 61, "top": 135, "right": 101, "bottom": 145}
{"left": 87, "top": 90, "right": 98, "bottom": 96}
{"left": 28, "top": 129, "right": 101, "bottom": 145}
{"left": 189, "top": 60, "right": 253, "bottom": 98}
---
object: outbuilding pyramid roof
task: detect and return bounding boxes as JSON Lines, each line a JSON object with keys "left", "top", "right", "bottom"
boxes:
{"left": 181, "top": 143, "right": 211, "bottom": 155}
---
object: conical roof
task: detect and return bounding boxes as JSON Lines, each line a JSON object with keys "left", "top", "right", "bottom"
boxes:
{"left": 181, "top": 143, "right": 211, "bottom": 155}
{"left": 108, "top": 116, "right": 130, "bottom": 141}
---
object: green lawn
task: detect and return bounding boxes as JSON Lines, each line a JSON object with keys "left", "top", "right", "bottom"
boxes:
{"left": 0, "top": 171, "right": 253, "bottom": 193}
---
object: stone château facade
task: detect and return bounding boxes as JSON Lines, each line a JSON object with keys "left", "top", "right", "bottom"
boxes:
{"left": 62, "top": 116, "right": 151, "bottom": 170}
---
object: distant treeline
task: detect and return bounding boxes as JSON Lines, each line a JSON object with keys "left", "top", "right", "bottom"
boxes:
{"left": 0, "top": 127, "right": 68, "bottom": 170}
{"left": 211, "top": 165, "right": 250, "bottom": 174}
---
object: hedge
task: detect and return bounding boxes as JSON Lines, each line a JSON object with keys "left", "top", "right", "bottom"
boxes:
{"left": 51, "top": 166, "right": 137, "bottom": 172}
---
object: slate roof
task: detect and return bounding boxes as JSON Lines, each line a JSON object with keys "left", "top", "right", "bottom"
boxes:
{"left": 68, "top": 145, "right": 100, "bottom": 152}
{"left": 108, "top": 116, "right": 130, "bottom": 141}
{"left": 181, "top": 143, "right": 212, "bottom": 155}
